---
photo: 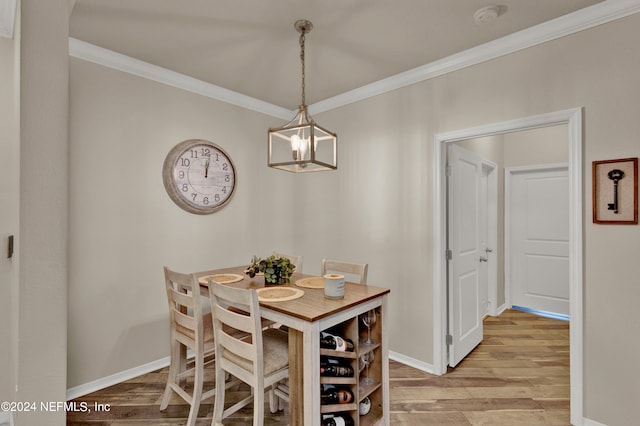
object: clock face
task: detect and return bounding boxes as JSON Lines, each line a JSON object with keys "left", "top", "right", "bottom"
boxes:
{"left": 162, "top": 139, "right": 237, "bottom": 214}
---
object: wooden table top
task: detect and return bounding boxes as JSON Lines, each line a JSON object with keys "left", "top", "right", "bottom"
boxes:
{"left": 196, "top": 265, "right": 390, "bottom": 323}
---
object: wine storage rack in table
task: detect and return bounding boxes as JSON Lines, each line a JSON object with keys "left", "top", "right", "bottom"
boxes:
{"left": 320, "top": 305, "right": 385, "bottom": 426}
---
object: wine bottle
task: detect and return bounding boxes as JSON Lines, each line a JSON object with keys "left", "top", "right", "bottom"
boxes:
{"left": 320, "top": 332, "right": 354, "bottom": 352}
{"left": 320, "top": 357, "right": 348, "bottom": 368}
{"left": 321, "top": 413, "right": 355, "bottom": 426}
{"left": 320, "top": 358, "right": 354, "bottom": 377}
{"left": 320, "top": 385, "right": 354, "bottom": 405}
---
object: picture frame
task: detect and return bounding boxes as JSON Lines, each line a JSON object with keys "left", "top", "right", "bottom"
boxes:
{"left": 592, "top": 157, "right": 638, "bottom": 224}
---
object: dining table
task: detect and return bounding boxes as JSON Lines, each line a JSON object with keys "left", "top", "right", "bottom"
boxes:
{"left": 196, "top": 265, "right": 390, "bottom": 426}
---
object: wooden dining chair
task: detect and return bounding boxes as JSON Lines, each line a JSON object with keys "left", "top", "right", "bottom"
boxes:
{"left": 273, "top": 251, "right": 304, "bottom": 273}
{"left": 207, "top": 281, "right": 289, "bottom": 425}
{"left": 160, "top": 267, "right": 216, "bottom": 426}
{"left": 321, "top": 259, "right": 369, "bottom": 284}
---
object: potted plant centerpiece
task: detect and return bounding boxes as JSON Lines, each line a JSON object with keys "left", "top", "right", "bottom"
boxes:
{"left": 245, "top": 254, "right": 296, "bottom": 285}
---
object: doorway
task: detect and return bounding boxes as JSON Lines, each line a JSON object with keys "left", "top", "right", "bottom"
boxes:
{"left": 432, "top": 108, "right": 583, "bottom": 425}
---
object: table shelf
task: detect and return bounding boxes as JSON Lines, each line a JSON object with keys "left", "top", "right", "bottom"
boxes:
{"left": 320, "top": 306, "right": 385, "bottom": 425}
{"left": 320, "top": 348, "right": 358, "bottom": 359}
{"left": 320, "top": 402, "right": 358, "bottom": 414}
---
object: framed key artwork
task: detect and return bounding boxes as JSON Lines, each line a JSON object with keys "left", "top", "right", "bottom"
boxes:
{"left": 592, "top": 157, "right": 638, "bottom": 224}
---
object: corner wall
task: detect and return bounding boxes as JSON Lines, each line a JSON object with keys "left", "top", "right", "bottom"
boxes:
{"left": 17, "top": 0, "right": 69, "bottom": 425}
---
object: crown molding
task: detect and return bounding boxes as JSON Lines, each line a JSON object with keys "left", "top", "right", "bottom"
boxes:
{"left": 0, "top": 0, "right": 17, "bottom": 39}
{"left": 69, "top": 38, "right": 294, "bottom": 120}
{"left": 309, "top": 0, "right": 640, "bottom": 114}
{"left": 69, "top": 0, "right": 640, "bottom": 117}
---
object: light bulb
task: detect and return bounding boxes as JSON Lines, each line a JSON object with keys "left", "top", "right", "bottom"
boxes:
{"left": 291, "top": 134, "right": 301, "bottom": 151}
{"left": 299, "top": 137, "right": 309, "bottom": 160}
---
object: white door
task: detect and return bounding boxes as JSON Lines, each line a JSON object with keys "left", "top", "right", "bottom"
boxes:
{"left": 506, "top": 165, "right": 570, "bottom": 316}
{"left": 447, "top": 145, "right": 484, "bottom": 367}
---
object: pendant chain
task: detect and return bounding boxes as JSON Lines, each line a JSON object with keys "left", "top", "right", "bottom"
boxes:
{"left": 299, "top": 30, "right": 306, "bottom": 107}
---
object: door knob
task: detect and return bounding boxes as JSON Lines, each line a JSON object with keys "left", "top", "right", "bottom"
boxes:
{"left": 479, "top": 256, "right": 488, "bottom": 262}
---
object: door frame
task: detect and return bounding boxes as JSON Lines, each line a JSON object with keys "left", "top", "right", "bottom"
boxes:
{"left": 432, "top": 107, "right": 583, "bottom": 425}
{"left": 481, "top": 160, "right": 498, "bottom": 317}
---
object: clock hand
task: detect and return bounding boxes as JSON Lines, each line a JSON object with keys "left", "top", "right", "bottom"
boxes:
{"left": 204, "top": 159, "right": 210, "bottom": 178}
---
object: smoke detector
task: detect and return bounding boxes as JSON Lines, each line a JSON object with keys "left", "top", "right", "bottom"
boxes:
{"left": 474, "top": 5, "right": 507, "bottom": 25}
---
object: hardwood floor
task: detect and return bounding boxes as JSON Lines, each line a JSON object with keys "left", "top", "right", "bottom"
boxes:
{"left": 67, "top": 309, "right": 569, "bottom": 425}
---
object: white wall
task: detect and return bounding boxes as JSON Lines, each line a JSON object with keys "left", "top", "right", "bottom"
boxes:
{"left": 67, "top": 58, "right": 299, "bottom": 386}
{"left": 65, "top": 12, "right": 640, "bottom": 426}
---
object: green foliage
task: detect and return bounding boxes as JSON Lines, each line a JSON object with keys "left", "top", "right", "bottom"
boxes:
{"left": 245, "top": 254, "right": 296, "bottom": 284}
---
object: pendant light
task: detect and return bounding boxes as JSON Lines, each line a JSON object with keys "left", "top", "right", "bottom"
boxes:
{"left": 268, "top": 20, "right": 337, "bottom": 172}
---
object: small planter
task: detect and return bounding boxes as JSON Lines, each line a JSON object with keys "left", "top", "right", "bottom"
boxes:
{"left": 246, "top": 255, "right": 295, "bottom": 285}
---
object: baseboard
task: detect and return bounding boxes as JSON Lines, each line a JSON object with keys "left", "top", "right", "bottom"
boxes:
{"left": 389, "top": 350, "right": 437, "bottom": 375}
{"left": 583, "top": 418, "right": 607, "bottom": 426}
{"left": 494, "top": 303, "right": 508, "bottom": 316}
{"left": 66, "top": 356, "right": 170, "bottom": 400}
{"left": 511, "top": 305, "right": 570, "bottom": 321}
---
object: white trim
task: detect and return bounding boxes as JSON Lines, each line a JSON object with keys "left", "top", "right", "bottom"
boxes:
{"left": 484, "top": 160, "right": 498, "bottom": 317}
{"left": 494, "top": 303, "right": 508, "bottom": 317}
{"left": 311, "top": 0, "right": 640, "bottom": 114}
{"left": 389, "top": 350, "right": 435, "bottom": 375}
{"left": 66, "top": 356, "right": 170, "bottom": 400}
{"left": 567, "top": 108, "right": 584, "bottom": 426}
{"left": 68, "top": 38, "right": 294, "bottom": 121}
{"left": 68, "top": 1, "right": 640, "bottom": 116}
{"left": 433, "top": 108, "right": 583, "bottom": 424}
{"left": 0, "top": 0, "right": 17, "bottom": 39}
{"left": 583, "top": 418, "right": 608, "bottom": 426}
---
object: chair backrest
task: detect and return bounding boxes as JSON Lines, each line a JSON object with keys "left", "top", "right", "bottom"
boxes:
{"left": 163, "top": 266, "right": 205, "bottom": 347}
{"left": 208, "top": 281, "right": 263, "bottom": 380}
{"left": 273, "top": 252, "right": 303, "bottom": 273}
{"left": 321, "top": 259, "right": 368, "bottom": 284}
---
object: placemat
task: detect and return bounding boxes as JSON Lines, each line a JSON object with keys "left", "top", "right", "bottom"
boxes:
{"left": 295, "top": 276, "right": 325, "bottom": 289}
{"left": 199, "top": 273, "right": 244, "bottom": 285}
{"left": 256, "top": 287, "right": 305, "bottom": 302}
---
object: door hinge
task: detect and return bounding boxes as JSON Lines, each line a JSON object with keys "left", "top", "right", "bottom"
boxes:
{"left": 446, "top": 334, "right": 453, "bottom": 345}
{"left": 446, "top": 164, "right": 452, "bottom": 176}
{"left": 446, "top": 249, "right": 452, "bottom": 261}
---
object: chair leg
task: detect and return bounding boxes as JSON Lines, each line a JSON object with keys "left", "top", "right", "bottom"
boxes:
{"left": 212, "top": 365, "right": 226, "bottom": 425}
{"left": 253, "top": 384, "right": 265, "bottom": 426}
{"left": 268, "top": 387, "right": 278, "bottom": 414}
{"left": 186, "top": 351, "right": 204, "bottom": 426}
{"left": 160, "top": 339, "right": 181, "bottom": 410}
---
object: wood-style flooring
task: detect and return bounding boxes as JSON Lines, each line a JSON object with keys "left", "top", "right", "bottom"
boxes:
{"left": 67, "top": 309, "right": 569, "bottom": 425}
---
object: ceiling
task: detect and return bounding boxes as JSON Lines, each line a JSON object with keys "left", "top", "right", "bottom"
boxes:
{"left": 69, "top": 0, "right": 607, "bottom": 110}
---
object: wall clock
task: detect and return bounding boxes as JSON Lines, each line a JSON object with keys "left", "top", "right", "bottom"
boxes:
{"left": 162, "top": 139, "right": 237, "bottom": 214}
